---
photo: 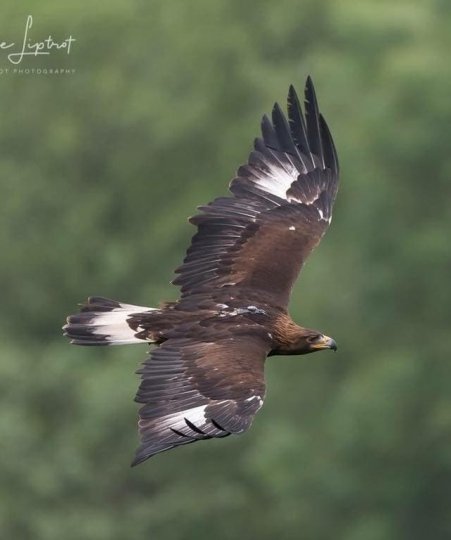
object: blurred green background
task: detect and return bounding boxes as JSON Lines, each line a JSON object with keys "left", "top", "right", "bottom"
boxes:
{"left": 1, "top": 1, "right": 451, "bottom": 539}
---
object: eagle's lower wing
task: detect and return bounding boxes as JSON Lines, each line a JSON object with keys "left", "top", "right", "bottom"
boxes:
{"left": 173, "top": 77, "right": 339, "bottom": 308}
{"left": 132, "top": 330, "right": 270, "bottom": 465}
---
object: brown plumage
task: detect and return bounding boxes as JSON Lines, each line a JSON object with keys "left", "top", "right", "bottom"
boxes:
{"left": 63, "top": 77, "right": 340, "bottom": 465}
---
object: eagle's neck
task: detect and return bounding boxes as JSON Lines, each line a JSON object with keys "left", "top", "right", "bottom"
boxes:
{"left": 270, "top": 313, "right": 310, "bottom": 355}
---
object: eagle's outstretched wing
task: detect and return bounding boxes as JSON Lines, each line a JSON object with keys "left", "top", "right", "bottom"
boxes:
{"left": 173, "top": 77, "right": 339, "bottom": 309}
{"left": 132, "top": 327, "right": 270, "bottom": 465}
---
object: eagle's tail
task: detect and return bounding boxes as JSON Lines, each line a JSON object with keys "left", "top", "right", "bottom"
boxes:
{"left": 63, "top": 296, "right": 157, "bottom": 346}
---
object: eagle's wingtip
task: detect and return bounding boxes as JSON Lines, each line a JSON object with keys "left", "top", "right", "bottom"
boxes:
{"left": 130, "top": 453, "right": 148, "bottom": 467}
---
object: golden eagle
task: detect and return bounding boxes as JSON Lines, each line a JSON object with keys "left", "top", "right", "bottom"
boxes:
{"left": 64, "top": 77, "right": 339, "bottom": 466}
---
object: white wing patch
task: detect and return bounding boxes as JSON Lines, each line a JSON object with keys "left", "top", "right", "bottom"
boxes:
{"left": 244, "top": 395, "right": 264, "bottom": 408}
{"left": 218, "top": 305, "right": 267, "bottom": 317}
{"left": 250, "top": 158, "right": 328, "bottom": 211}
{"left": 251, "top": 161, "right": 298, "bottom": 200}
{"left": 317, "top": 208, "right": 331, "bottom": 223}
{"left": 143, "top": 405, "right": 209, "bottom": 437}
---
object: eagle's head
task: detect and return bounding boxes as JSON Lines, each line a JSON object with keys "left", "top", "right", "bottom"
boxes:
{"left": 300, "top": 330, "right": 337, "bottom": 355}
{"left": 268, "top": 327, "right": 337, "bottom": 356}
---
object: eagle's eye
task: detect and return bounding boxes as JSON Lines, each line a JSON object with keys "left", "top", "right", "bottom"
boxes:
{"left": 307, "top": 334, "right": 322, "bottom": 343}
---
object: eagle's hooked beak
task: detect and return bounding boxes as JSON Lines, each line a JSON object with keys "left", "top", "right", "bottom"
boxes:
{"left": 312, "top": 335, "right": 337, "bottom": 352}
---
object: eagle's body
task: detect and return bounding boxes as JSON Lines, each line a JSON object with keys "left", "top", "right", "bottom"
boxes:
{"left": 64, "top": 77, "right": 340, "bottom": 465}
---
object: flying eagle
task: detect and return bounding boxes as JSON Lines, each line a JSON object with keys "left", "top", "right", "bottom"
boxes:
{"left": 63, "top": 77, "right": 339, "bottom": 466}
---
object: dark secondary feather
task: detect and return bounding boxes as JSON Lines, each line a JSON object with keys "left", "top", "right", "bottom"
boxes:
{"left": 133, "top": 326, "right": 270, "bottom": 465}
{"left": 173, "top": 77, "right": 339, "bottom": 309}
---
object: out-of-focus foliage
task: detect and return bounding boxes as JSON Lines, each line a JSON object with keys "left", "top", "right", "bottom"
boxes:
{"left": 0, "top": 1, "right": 450, "bottom": 539}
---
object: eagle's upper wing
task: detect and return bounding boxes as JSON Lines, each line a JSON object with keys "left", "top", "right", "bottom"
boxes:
{"left": 173, "top": 77, "right": 339, "bottom": 309}
{"left": 132, "top": 328, "right": 270, "bottom": 465}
